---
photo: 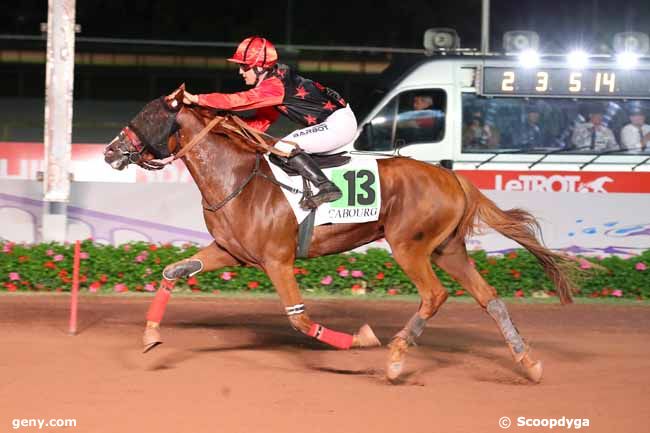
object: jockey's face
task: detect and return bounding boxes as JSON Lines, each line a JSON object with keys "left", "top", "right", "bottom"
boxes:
{"left": 239, "top": 65, "right": 258, "bottom": 86}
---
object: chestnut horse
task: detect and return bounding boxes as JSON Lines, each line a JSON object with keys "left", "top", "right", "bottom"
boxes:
{"left": 104, "top": 86, "right": 575, "bottom": 383}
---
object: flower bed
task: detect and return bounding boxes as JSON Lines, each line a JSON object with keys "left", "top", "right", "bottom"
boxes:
{"left": 1, "top": 241, "right": 648, "bottom": 299}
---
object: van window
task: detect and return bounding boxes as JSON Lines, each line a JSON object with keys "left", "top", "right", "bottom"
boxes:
{"left": 462, "top": 94, "right": 650, "bottom": 154}
{"left": 355, "top": 89, "right": 446, "bottom": 151}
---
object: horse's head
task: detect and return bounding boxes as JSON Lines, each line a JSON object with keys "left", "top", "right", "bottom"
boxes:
{"left": 104, "top": 86, "right": 185, "bottom": 170}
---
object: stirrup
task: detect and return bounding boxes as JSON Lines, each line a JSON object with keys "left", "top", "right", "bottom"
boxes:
{"left": 299, "top": 183, "right": 342, "bottom": 210}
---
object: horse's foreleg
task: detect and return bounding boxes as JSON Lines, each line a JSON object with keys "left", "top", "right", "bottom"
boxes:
{"left": 264, "top": 263, "right": 380, "bottom": 350}
{"left": 143, "top": 242, "right": 240, "bottom": 353}
{"left": 386, "top": 248, "right": 449, "bottom": 382}
{"left": 432, "top": 238, "right": 543, "bottom": 383}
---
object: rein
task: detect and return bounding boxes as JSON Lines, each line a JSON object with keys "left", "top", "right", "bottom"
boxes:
{"left": 146, "top": 112, "right": 299, "bottom": 169}
{"left": 133, "top": 108, "right": 303, "bottom": 212}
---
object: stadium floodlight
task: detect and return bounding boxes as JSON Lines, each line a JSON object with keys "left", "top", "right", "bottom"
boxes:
{"left": 567, "top": 50, "right": 589, "bottom": 69}
{"left": 616, "top": 51, "right": 639, "bottom": 69}
{"left": 518, "top": 49, "right": 540, "bottom": 68}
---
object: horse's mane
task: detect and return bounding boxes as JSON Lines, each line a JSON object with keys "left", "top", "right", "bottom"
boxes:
{"left": 185, "top": 106, "right": 267, "bottom": 154}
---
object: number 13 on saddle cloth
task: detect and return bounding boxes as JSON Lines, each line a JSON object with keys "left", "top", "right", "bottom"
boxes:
{"left": 266, "top": 156, "right": 382, "bottom": 226}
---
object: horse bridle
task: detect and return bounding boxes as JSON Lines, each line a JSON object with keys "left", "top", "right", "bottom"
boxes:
{"left": 117, "top": 121, "right": 182, "bottom": 171}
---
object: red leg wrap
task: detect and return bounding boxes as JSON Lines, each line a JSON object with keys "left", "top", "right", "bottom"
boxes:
{"left": 308, "top": 323, "right": 353, "bottom": 350}
{"left": 146, "top": 287, "right": 171, "bottom": 323}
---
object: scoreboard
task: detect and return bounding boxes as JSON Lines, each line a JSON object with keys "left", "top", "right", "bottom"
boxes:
{"left": 481, "top": 67, "right": 650, "bottom": 99}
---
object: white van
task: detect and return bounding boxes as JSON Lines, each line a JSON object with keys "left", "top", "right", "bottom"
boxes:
{"left": 343, "top": 52, "right": 650, "bottom": 255}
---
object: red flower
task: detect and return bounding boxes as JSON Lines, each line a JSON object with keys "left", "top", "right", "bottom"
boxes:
{"left": 80, "top": 275, "right": 87, "bottom": 283}
{"left": 18, "top": 255, "right": 29, "bottom": 263}
{"left": 387, "top": 288, "right": 399, "bottom": 296}
{"left": 89, "top": 281, "right": 101, "bottom": 290}
{"left": 509, "top": 269, "right": 521, "bottom": 279}
{"left": 336, "top": 265, "right": 347, "bottom": 272}
{"left": 154, "top": 258, "right": 161, "bottom": 264}
{"left": 247, "top": 281, "right": 259, "bottom": 289}
{"left": 4, "top": 282, "right": 17, "bottom": 292}
{"left": 44, "top": 261, "right": 56, "bottom": 269}
{"left": 515, "top": 289, "right": 524, "bottom": 298}
{"left": 375, "top": 272, "right": 385, "bottom": 280}
{"left": 455, "top": 289, "right": 465, "bottom": 296}
{"left": 148, "top": 244, "right": 158, "bottom": 251}
{"left": 507, "top": 252, "right": 518, "bottom": 259}
{"left": 58, "top": 269, "right": 68, "bottom": 278}
{"left": 293, "top": 268, "right": 301, "bottom": 275}
{"left": 384, "top": 262, "right": 394, "bottom": 269}
{"left": 117, "top": 272, "right": 124, "bottom": 278}
{"left": 99, "top": 274, "right": 108, "bottom": 283}
{"left": 601, "top": 288, "right": 610, "bottom": 296}
{"left": 187, "top": 276, "right": 198, "bottom": 286}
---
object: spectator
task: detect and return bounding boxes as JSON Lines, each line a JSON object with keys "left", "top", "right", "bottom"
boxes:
{"left": 620, "top": 105, "right": 650, "bottom": 151}
{"left": 518, "top": 103, "right": 543, "bottom": 149}
{"left": 462, "top": 110, "right": 500, "bottom": 149}
{"left": 571, "top": 103, "right": 617, "bottom": 151}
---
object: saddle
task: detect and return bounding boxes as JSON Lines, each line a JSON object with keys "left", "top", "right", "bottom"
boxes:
{"left": 269, "top": 151, "right": 351, "bottom": 176}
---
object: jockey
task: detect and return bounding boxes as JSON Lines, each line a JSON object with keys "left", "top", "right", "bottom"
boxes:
{"left": 183, "top": 36, "right": 358, "bottom": 209}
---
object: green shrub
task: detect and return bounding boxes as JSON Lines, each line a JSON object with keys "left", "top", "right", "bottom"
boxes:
{"left": 1, "top": 240, "right": 648, "bottom": 299}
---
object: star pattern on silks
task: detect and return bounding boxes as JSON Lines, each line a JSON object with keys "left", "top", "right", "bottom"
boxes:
{"left": 304, "top": 114, "right": 317, "bottom": 125}
{"left": 276, "top": 68, "right": 286, "bottom": 78}
{"left": 277, "top": 105, "right": 288, "bottom": 113}
{"left": 322, "top": 101, "right": 336, "bottom": 111}
{"left": 313, "top": 81, "right": 325, "bottom": 91}
{"left": 294, "top": 86, "right": 309, "bottom": 99}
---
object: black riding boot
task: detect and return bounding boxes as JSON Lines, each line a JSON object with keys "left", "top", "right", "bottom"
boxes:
{"left": 285, "top": 151, "right": 342, "bottom": 209}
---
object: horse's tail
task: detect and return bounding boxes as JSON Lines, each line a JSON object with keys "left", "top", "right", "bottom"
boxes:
{"left": 454, "top": 173, "right": 575, "bottom": 304}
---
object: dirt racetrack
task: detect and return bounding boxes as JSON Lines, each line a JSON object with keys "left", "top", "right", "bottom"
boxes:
{"left": 0, "top": 294, "right": 648, "bottom": 433}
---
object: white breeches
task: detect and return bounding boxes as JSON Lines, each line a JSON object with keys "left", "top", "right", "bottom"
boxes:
{"left": 275, "top": 105, "right": 357, "bottom": 154}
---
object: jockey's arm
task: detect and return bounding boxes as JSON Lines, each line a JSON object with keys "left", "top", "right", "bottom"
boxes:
{"left": 197, "top": 77, "right": 285, "bottom": 111}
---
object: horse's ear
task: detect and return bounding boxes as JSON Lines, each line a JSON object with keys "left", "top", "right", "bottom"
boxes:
{"left": 167, "top": 84, "right": 185, "bottom": 109}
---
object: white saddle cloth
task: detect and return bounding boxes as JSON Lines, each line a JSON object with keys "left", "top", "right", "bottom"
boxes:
{"left": 265, "top": 155, "right": 382, "bottom": 226}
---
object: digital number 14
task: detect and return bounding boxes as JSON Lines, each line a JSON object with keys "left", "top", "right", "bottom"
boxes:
{"left": 594, "top": 72, "right": 616, "bottom": 92}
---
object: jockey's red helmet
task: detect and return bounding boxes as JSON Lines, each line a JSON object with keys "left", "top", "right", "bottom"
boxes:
{"left": 228, "top": 36, "right": 278, "bottom": 69}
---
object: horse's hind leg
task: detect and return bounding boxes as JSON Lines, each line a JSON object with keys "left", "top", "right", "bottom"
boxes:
{"left": 431, "top": 237, "right": 543, "bottom": 383}
{"left": 143, "top": 242, "right": 240, "bottom": 353}
{"left": 264, "top": 262, "right": 380, "bottom": 350}
{"left": 386, "top": 246, "right": 449, "bottom": 382}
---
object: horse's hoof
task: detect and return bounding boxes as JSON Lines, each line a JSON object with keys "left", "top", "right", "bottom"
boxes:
{"left": 386, "top": 337, "right": 409, "bottom": 383}
{"left": 142, "top": 327, "right": 163, "bottom": 353}
{"left": 386, "top": 361, "right": 404, "bottom": 382}
{"left": 521, "top": 356, "right": 543, "bottom": 383}
{"left": 353, "top": 324, "right": 381, "bottom": 348}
